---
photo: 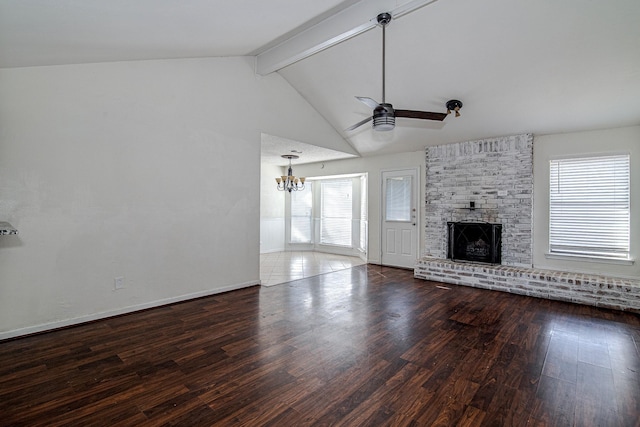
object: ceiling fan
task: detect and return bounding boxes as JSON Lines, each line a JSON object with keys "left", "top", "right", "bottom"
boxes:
{"left": 346, "top": 12, "right": 461, "bottom": 132}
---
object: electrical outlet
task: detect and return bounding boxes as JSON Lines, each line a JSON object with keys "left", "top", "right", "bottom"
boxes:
{"left": 114, "top": 276, "right": 125, "bottom": 290}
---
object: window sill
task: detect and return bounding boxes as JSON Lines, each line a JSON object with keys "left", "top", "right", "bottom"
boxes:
{"left": 545, "top": 253, "right": 635, "bottom": 266}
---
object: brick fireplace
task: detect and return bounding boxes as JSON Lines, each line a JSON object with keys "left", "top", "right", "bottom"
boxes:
{"left": 415, "top": 134, "right": 640, "bottom": 313}
{"left": 423, "top": 134, "right": 533, "bottom": 266}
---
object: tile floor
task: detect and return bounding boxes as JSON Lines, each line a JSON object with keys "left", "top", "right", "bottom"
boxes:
{"left": 260, "top": 251, "right": 366, "bottom": 286}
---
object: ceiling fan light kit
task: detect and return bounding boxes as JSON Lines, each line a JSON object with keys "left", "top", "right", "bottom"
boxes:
{"left": 346, "top": 12, "right": 461, "bottom": 132}
{"left": 373, "top": 104, "right": 395, "bottom": 131}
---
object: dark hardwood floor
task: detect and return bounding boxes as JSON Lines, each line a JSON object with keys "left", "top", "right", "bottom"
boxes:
{"left": 1, "top": 265, "right": 639, "bottom": 426}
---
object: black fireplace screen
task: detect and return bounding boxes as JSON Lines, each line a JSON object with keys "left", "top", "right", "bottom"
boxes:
{"left": 447, "top": 222, "right": 502, "bottom": 264}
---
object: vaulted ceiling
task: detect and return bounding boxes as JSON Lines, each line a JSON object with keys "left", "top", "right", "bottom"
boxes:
{"left": 2, "top": 0, "right": 639, "bottom": 164}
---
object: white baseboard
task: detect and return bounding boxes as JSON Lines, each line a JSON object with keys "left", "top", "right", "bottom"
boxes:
{"left": 259, "top": 248, "right": 286, "bottom": 254}
{"left": 0, "top": 280, "right": 259, "bottom": 341}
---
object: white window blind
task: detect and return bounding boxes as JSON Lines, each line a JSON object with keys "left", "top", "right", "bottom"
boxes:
{"left": 549, "top": 154, "right": 630, "bottom": 260}
{"left": 385, "top": 176, "right": 412, "bottom": 221}
{"left": 359, "top": 175, "right": 368, "bottom": 252}
{"left": 290, "top": 183, "right": 312, "bottom": 243}
{"left": 320, "top": 179, "right": 352, "bottom": 247}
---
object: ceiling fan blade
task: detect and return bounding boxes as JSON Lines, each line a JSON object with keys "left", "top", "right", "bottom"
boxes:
{"left": 395, "top": 109, "right": 447, "bottom": 121}
{"left": 355, "top": 96, "right": 380, "bottom": 109}
{"left": 345, "top": 116, "right": 373, "bottom": 131}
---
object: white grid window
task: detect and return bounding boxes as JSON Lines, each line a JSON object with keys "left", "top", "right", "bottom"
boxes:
{"left": 549, "top": 154, "right": 630, "bottom": 260}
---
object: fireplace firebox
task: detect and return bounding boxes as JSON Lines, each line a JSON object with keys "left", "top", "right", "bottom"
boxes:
{"left": 447, "top": 222, "right": 502, "bottom": 264}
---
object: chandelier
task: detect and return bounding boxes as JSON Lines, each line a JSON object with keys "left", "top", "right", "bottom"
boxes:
{"left": 276, "top": 154, "right": 305, "bottom": 192}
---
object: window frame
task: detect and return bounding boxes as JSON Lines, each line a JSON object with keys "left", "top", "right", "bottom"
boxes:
{"left": 547, "top": 153, "right": 631, "bottom": 262}
{"left": 319, "top": 178, "right": 353, "bottom": 247}
{"left": 289, "top": 182, "right": 313, "bottom": 244}
{"left": 285, "top": 174, "right": 367, "bottom": 256}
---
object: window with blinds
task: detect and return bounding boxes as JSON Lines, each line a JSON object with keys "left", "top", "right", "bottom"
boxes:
{"left": 385, "top": 175, "right": 412, "bottom": 221}
{"left": 549, "top": 154, "right": 630, "bottom": 260}
{"left": 359, "top": 175, "right": 368, "bottom": 252}
{"left": 290, "top": 183, "right": 313, "bottom": 243}
{"left": 320, "top": 179, "right": 352, "bottom": 247}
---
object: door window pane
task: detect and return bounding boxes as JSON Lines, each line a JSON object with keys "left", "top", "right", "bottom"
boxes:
{"left": 386, "top": 176, "right": 412, "bottom": 221}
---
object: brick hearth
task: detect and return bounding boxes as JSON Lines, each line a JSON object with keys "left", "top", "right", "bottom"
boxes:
{"left": 415, "top": 257, "right": 640, "bottom": 313}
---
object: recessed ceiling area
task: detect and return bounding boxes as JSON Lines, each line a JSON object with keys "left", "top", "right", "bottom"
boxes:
{"left": 261, "top": 134, "right": 357, "bottom": 166}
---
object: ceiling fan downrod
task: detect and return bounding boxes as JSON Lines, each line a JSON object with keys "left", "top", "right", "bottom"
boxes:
{"left": 374, "top": 12, "right": 395, "bottom": 131}
{"left": 378, "top": 12, "right": 391, "bottom": 104}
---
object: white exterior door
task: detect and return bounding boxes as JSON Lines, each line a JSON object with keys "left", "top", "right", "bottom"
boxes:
{"left": 381, "top": 168, "right": 418, "bottom": 269}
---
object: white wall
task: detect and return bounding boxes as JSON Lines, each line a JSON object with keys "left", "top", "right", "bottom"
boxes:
{"left": 533, "top": 126, "right": 640, "bottom": 278}
{"left": 260, "top": 162, "right": 285, "bottom": 253}
{"left": 0, "top": 56, "right": 351, "bottom": 338}
{"left": 291, "top": 150, "right": 426, "bottom": 264}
